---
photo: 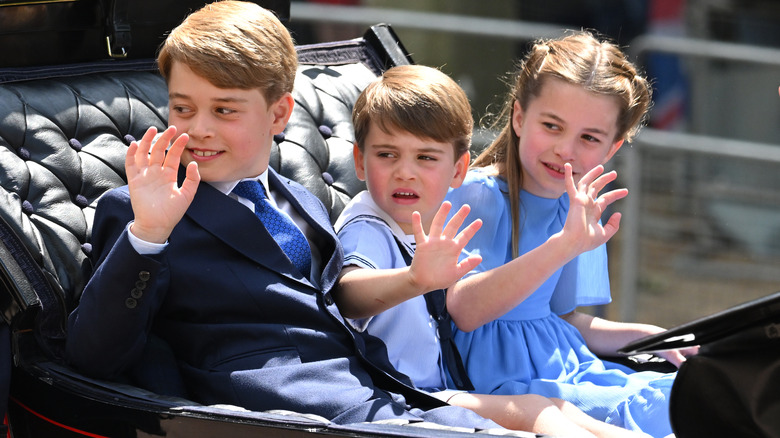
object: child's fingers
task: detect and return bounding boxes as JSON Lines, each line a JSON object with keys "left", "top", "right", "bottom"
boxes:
{"left": 588, "top": 169, "right": 619, "bottom": 198}
{"left": 125, "top": 141, "right": 139, "bottom": 172}
{"left": 164, "top": 132, "right": 190, "bottom": 169}
{"left": 150, "top": 126, "right": 177, "bottom": 164}
{"left": 454, "top": 218, "right": 482, "bottom": 247}
{"left": 602, "top": 212, "right": 622, "bottom": 240}
{"left": 126, "top": 126, "right": 157, "bottom": 172}
{"left": 430, "top": 201, "right": 452, "bottom": 235}
{"left": 137, "top": 126, "right": 158, "bottom": 158}
{"left": 442, "top": 203, "right": 470, "bottom": 239}
{"left": 456, "top": 254, "right": 482, "bottom": 276}
{"left": 597, "top": 188, "right": 628, "bottom": 208}
{"left": 658, "top": 349, "right": 686, "bottom": 368}
{"left": 564, "top": 163, "right": 577, "bottom": 197}
{"left": 411, "top": 211, "right": 426, "bottom": 241}
{"left": 180, "top": 160, "right": 201, "bottom": 200}
{"left": 577, "top": 164, "right": 604, "bottom": 189}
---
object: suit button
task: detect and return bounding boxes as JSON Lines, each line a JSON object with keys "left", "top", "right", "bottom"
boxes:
{"left": 130, "top": 288, "right": 143, "bottom": 299}
{"left": 125, "top": 298, "right": 137, "bottom": 309}
{"left": 324, "top": 294, "right": 334, "bottom": 306}
{"left": 135, "top": 280, "right": 147, "bottom": 290}
{"left": 139, "top": 271, "right": 151, "bottom": 281}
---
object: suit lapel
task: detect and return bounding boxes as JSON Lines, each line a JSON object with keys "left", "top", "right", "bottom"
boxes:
{"left": 182, "top": 167, "right": 341, "bottom": 290}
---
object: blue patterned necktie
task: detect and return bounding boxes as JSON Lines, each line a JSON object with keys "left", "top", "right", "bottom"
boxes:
{"left": 233, "top": 180, "right": 312, "bottom": 276}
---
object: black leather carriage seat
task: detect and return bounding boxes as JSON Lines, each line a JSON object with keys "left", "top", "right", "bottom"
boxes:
{"left": 0, "top": 23, "right": 410, "bottom": 371}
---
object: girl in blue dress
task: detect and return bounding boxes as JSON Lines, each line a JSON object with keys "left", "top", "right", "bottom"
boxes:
{"left": 444, "top": 31, "right": 697, "bottom": 438}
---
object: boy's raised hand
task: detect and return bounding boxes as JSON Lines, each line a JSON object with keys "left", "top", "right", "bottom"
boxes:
{"left": 408, "top": 202, "right": 483, "bottom": 292}
{"left": 126, "top": 126, "right": 200, "bottom": 244}
{"left": 562, "top": 163, "right": 628, "bottom": 254}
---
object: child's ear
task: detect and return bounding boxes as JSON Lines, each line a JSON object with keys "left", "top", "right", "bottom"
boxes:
{"left": 603, "top": 139, "right": 624, "bottom": 164}
{"left": 511, "top": 100, "right": 524, "bottom": 138}
{"left": 450, "top": 151, "right": 470, "bottom": 189}
{"left": 270, "top": 92, "right": 294, "bottom": 135}
{"left": 352, "top": 143, "right": 367, "bottom": 181}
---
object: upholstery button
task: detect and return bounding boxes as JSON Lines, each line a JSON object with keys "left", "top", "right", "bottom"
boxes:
{"left": 18, "top": 147, "right": 30, "bottom": 160}
{"left": 139, "top": 271, "right": 151, "bottom": 281}
{"left": 273, "top": 132, "right": 286, "bottom": 143}
{"left": 123, "top": 134, "right": 136, "bottom": 145}
{"left": 68, "top": 138, "right": 83, "bottom": 151}
{"left": 74, "top": 194, "right": 89, "bottom": 208}
{"left": 324, "top": 293, "right": 334, "bottom": 306}
{"left": 321, "top": 172, "right": 333, "bottom": 185}
{"left": 21, "top": 200, "right": 34, "bottom": 215}
{"left": 81, "top": 243, "right": 92, "bottom": 256}
{"left": 318, "top": 125, "right": 332, "bottom": 139}
{"left": 130, "top": 288, "right": 143, "bottom": 299}
{"left": 125, "top": 298, "right": 137, "bottom": 309}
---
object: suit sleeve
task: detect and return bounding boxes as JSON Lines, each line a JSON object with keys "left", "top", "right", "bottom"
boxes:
{"left": 66, "top": 188, "right": 171, "bottom": 379}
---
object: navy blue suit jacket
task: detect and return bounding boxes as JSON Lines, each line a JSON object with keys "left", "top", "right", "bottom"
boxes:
{"left": 66, "top": 167, "right": 496, "bottom": 427}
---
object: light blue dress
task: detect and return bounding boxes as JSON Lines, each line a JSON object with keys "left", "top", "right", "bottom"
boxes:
{"left": 445, "top": 170, "right": 675, "bottom": 438}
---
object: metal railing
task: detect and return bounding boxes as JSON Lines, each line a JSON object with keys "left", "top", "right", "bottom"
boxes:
{"left": 290, "top": 2, "right": 564, "bottom": 40}
{"left": 619, "top": 130, "right": 780, "bottom": 320}
{"left": 618, "top": 35, "right": 780, "bottom": 320}
{"left": 628, "top": 33, "right": 780, "bottom": 67}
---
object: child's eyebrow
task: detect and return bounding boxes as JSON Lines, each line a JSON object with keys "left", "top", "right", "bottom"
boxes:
{"left": 168, "top": 92, "right": 248, "bottom": 103}
{"left": 416, "top": 147, "right": 448, "bottom": 154}
{"left": 367, "top": 143, "right": 398, "bottom": 150}
{"left": 369, "top": 144, "right": 447, "bottom": 154}
{"left": 212, "top": 96, "right": 249, "bottom": 103}
{"left": 541, "top": 111, "right": 610, "bottom": 136}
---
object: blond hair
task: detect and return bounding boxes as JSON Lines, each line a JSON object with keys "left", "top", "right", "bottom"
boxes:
{"left": 157, "top": 0, "right": 297, "bottom": 104}
{"left": 474, "top": 31, "right": 652, "bottom": 258}
{"left": 353, "top": 65, "right": 473, "bottom": 161}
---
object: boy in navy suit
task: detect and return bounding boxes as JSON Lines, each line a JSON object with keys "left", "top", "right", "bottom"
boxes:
{"left": 65, "top": 0, "right": 499, "bottom": 429}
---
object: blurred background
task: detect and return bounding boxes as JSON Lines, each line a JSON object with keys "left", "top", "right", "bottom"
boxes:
{"left": 287, "top": 0, "right": 780, "bottom": 329}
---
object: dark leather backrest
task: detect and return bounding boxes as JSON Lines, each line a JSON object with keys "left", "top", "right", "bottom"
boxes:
{"left": 0, "top": 25, "right": 410, "bottom": 360}
{"left": 0, "top": 70, "right": 167, "bottom": 353}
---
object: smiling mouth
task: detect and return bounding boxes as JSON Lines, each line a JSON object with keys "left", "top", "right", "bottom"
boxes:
{"left": 544, "top": 163, "right": 565, "bottom": 174}
{"left": 191, "top": 149, "right": 221, "bottom": 157}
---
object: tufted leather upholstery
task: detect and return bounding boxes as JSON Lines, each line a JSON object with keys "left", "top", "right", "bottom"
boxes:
{"left": 0, "top": 25, "right": 411, "bottom": 361}
{"left": 0, "top": 69, "right": 168, "bottom": 358}
{"left": 271, "top": 61, "right": 376, "bottom": 223}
